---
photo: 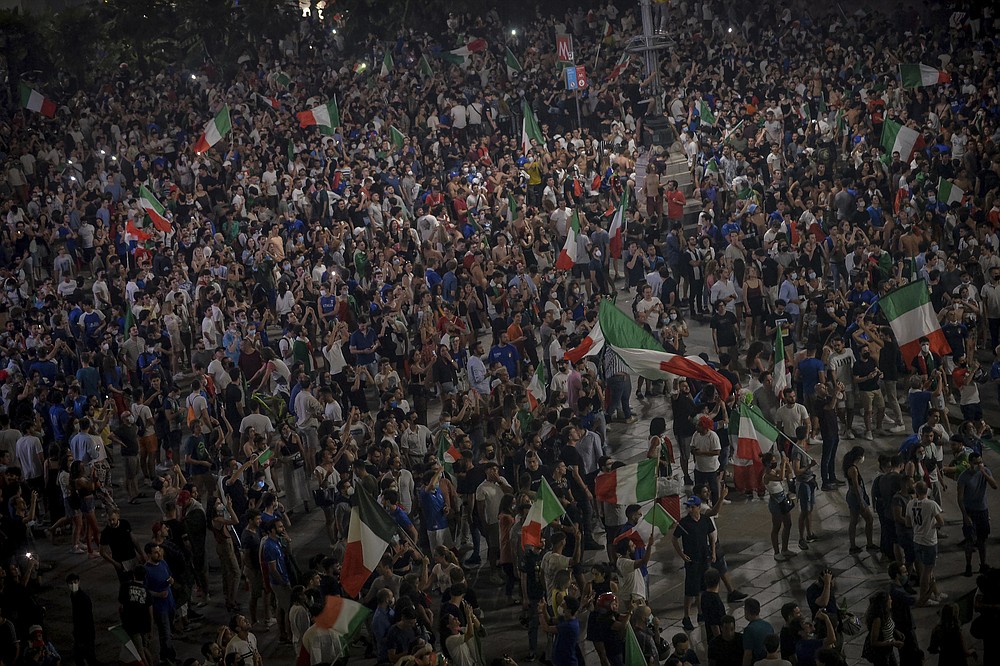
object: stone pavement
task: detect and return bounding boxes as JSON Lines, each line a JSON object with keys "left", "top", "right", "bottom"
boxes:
{"left": 27, "top": 302, "right": 1000, "bottom": 665}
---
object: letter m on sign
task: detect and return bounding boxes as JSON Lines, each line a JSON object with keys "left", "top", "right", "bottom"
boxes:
{"left": 556, "top": 35, "right": 574, "bottom": 62}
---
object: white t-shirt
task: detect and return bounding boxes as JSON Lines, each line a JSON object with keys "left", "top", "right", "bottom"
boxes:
{"left": 691, "top": 430, "right": 721, "bottom": 472}
{"left": 906, "top": 497, "right": 942, "bottom": 546}
{"left": 616, "top": 555, "right": 646, "bottom": 602}
{"left": 225, "top": 633, "right": 259, "bottom": 664}
{"left": 15, "top": 435, "right": 43, "bottom": 479}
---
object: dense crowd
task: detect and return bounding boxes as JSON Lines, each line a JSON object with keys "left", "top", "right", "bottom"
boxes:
{"left": 1, "top": 0, "right": 1000, "bottom": 666}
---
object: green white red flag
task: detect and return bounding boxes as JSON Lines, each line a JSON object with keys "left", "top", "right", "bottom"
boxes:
{"left": 625, "top": 624, "right": 645, "bottom": 666}
{"left": 527, "top": 361, "right": 546, "bottom": 409}
{"left": 609, "top": 188, "right": 628, "bottom": 259}
{"left": 109, "top": 625, "right": 145, "bottom": 665}
{"left": 380, "top": 52, "right": 393, "bottom": 77}
{"left": 881, "top": 118, "right": 925, "bottom": 162}
{"left": 138, "top": 185, "right": 173, "bottom": 234}
{"left": 730, "top": 401, "right": 781, "bottom": 493}
{"left": 297, "top": 99, "right": 340, "bottom": 135}
{"left": 505, "top": 47, "right": 523, "bottom": 78}
{"left": 522, "top": 477, "right": 566, "bottom": 548}
{"left": 555, "top": 209, "right": 581, "bottom": 270}
{"left": 899, "top": 63, "right": 951, "bottom": 88}
{"left": 879, "top": 279, "right": 951, "bottom": 366}
{"left": 20, "top": 83, "right": 56, "bottom": 117}
{"left": 316, "top": 595, "right": 370, "bottom": 640}
{"left": 437, "top": 431, "right": 461, "bottom": 473}
{"left": 937, "top": 178, "right": 964, "bottom": 205}
{"left": 341, "top": 488, "right": 398, "bottom": 598}
{"left": 521, "top": 99, "right": 545, "bottom": 153}
{"left": 193, "top": 105, "right": 232, "bottom": 154}
{"left": 595, "top": 458, "right": 657, "bottom": 505}
{"left": 440, "top": 38, "right": 488, "bottom": 68}
{"left": 698, "top": 99, "right": 717, "bottom": 126}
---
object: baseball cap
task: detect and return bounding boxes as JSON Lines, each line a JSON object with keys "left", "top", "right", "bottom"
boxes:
{"left": 683, "top": 496, "right": 703, "bottom": 507}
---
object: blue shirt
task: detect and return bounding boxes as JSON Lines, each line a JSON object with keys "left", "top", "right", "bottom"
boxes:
{"left": 742, "top": 618, "right": 775, "bottom": 661}
{"left": 487, "top": 343, "right": 521, "bottom": 380}
{"left": 144, "top": 559, "right": 175, "bottom": 613}
{"left": 441, "top": 271, "right": 458, "bottom": 302}
{"left": 349, "top": 328, "right": 378, "bottom": 365}
{"left": 319, "top": 294, "right": 337, "bottom": 314}
{"left": 797, "top": 358, "right": 825, "bottom": 396}
{"left": 418, "top": 487, "right": 448, "bottom": 531}
{"left": 551, "top": 617, "right": 580, "bottom": 666}
{"left": 907, "top": 390, "right": 932, "bottom": 433}
{"left": 262, "top": 536, "right": 289, "bottom": 586}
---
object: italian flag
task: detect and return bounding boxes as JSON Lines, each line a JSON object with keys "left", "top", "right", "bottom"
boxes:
{"left": 20, "top": 83, "right": 56, "bottom": 118}
{"left": 698, "top": 99, "right": 716, "bottom": 126}
{"left": 316, "top": 595, "right": 370, "bottom": 640}
{"left": 595, "top": 458, "right": 657, "bottom": 504}
{"left": 138, "top": 185, "right": 173, "bottom": 234}
{"left": 555, "top": 209, "right": 581, "bottom": 270}
{"left": 772, "top": 323, "right": 788, "bottom": 396}
{"left": 341, "top": 487, "right": 398, "bottom": 598}
{"left": 880, "top": 279, "right": 951, "bottom": 366}
{"left": 109, "top": 625, "right": 145, "bottom": 665}
{"left": 616, "top": 501, "right": 677, "bottom": 549}
{"left": 564, "top": 320, "right": 605, "bottom": 362}
{"left": 124, "top": 218, "right": 151, "bottom": 244}
{"left": 730, "top": 401, "right": 780, "bottom": 494}
{"left": 437, "top": 431, "right": 462, "bottom": 473}
{"left": 527, "top": 361, "right": 546, "bottom": 409}
{"left": 380, "top": 51, "right": 393, "bottom": 77}
{"left": 419, "top": 54, "right": 434, "bottom": 77}
{"left": 297, "top": 99, "right": 340, "bottom": 135}
{"left": 595, "top": 301, "right": 733, "bottom": 398}
{"left": 938, "top": 177, "right": 964, "bottom": 205}
{"left": 881, "top": 118, "right": 925, "bottom": 162}
{"left": 440, "top": 38, "right": 488, "bottom": 67}
{"left": 193, "top": 105, "right": 232, "bottom": 154}
{"left": 522, "top": 477, "right": 566, "bottom": 548}
{"left": 607, "top": 52, "right": 629, "bottom": 82}
{"left": 521, "top": 99, "right": 545, "bottom": 153}
{"left": 899, "top": 63, "right": 951, "bottom": 89}
{"left": 609, "top": 188, "right": 628, "bottom": 259}
{"left": 505, "top": 47, "right": 523, "bottom": 78}
{"left": 625, "top": 624, "right": 645, "bottom": 666}
{"left": 255, "top": 93, "right": 281, "bottom": 111}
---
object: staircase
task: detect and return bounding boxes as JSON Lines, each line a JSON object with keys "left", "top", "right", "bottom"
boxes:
{"left": 636, "top": 148, "right": 704, "bottom": 227}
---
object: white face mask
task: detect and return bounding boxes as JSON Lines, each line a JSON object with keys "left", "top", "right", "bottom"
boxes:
{"left": 921, "top": 344, "right": 930, "bottom": 353}
{"left": 69, "top": 582, "right": 79, "bottom": 593}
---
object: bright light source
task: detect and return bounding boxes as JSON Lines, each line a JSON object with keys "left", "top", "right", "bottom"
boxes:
{"left": 67, "top": 160, "right": 73, "bottom": 165}
{"left": 191, "top": 74, "right": 197, "bottom": 80}
{"left": 100, "top": 150, "right": 106, "bottom": 155}
{"left": 70, "top": 176, "right": 76, "bottom": 181}
{"left": 111, "top": 156, "right": 117, "bottom": 161}
{"left": 728, "top": 27, "right": 733, "bottom": 33}
{"left": 332, "top": 29, "right": 337, "bottom": 35}
{"left": 511, "top": 29, "right": 517, "bottom": 36}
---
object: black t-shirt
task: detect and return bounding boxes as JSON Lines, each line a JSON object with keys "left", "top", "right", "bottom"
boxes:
{"left": 587, "top": 610, "right": 624, "bottom": 659}
{"left": 101, "top": 520, "right": 138, "bottom": 562}
{"left": 671, "top": 394, "right": 698, "bottom": 437}
{"left": 711, "top": 311, "right": 739, "bottom": 347}
{"left": 701, "top": 589, "right": 727, "bottom": 631}
{"left": 853, "top": 355, "right": 879, "bottom": 391}
{"left": 707, "top": 633, "right": 744, "bottom": 666}
{"left": 119, "top": 579, "right": 152, "bottom": 634}
{"left": 115, "top": 424, "right": 140, "bottom": 457}
{"left": 521, "top": 548, "right": 545, "bottom": 601}
{"left": 764, "top": 312, "right": 793, "bottom": 347}
{"left": 675, "top": 514, "right": 716, "bottom": 562}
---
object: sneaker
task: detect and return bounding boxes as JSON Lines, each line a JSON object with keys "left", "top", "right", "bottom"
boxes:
{"left": 890, "top": 424, "right": 906, "bottom": 433}
{"left": 635, "top": 392, "right": 644, "bottom": 399}
{"left": 864, "top": 430, "right": 874, "bottom": 441}
{"left": 922, "top": 598, "right": 942, "bottom": 607}
{"left": 682, "top": 616, "right": 695, "bottom": 631}
{"left": 806, "top": 534, "right": 818, "bottom": 543}
{"left": 774, "top": 551, "right": 786, "bottom": 561}
{"left": 821, "top": 483, "right": 838, "bottom": 491}
{"left": 526, "top": 653, "right": 536, "bottom": 662}
{"left": 842, "top": 430, "right": 854, "bottom": 440}
{"left": 799, "top": 539, "right": 810, "bottom": 551}
{"left": 721, "top": 498, "right": 732, "bottom": 504}
{"left": 832, "top": 479, "right": 846, "bottom": 486}
{"left": 849, "top": 546, "right": 862, "bottom": 554}
{"left": 932, "top": 592, "right": 949, "bottom": 601}
{"left": 625, "top": 415, "right": 638, "bottom": 425}
{"left": 727, "top": 590, "right": 748, "bottom": 603}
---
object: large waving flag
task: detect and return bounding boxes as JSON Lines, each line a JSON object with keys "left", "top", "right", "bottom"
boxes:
{"left": 124, "top": 219, "right": 152, "bottom": 244}
{"left": 436, "top": 430, "right": 462, "bottom": 473}
{"left": 521, "top": 99, "right": 544, "bottom": 153}
{"left": 297, "top": 99, "right": 340, "bottom": 135}
{"left": 880, "top": 280, "right": 951, "bottom": 366}
{"left": 440, "top": 38, "right": 488, "bottom": 68}
{"left": 316, "top": 595, "right": 370, "bottom": 644}
{"left": 609, "top": 188, "right": 629, "bottom": 259}
{"left": 342, "top": 487, "right": 398, "bottom": 598}
{"left": 772, "top": 324, "right": 788, "bottom": 396}
{"left": 937, "top": 178, "right": 964, "bottom": 206}
{"left": 555, "top": 209, "right": 581, "bottom": 271}
{"left": 380, "top": 51, "right": 393, "bottom": 77}
{"left": 899, "top": 63, "right": 951, "bottom": 89}
{"left": 595, "top": 458, "right": 657, "bottom": 505}
{"left": 596, "top": 302, "right": 732, "bottom": 398}
{"left": 193, "top": 105, "right": 232, "bottom": 154}
{"left": 564, "top": 320, "right": 606, "bottom": 362}
{"left": 20, "top": 83, "right": 56, "bottom": 118}
{"left": 881, "top": 118, "right": 924, "bottom": 162}
{"left": 138, "top": 185, "right": 173, "bottom": 234}
{"left": 730, "top": 401, "right": 781, "bottom": 493}
{"left": 698, "top": 99, "right": 717, "bottom": 126}
{"left": 522, "top": 478, "right": 566, "bottom": 548}
{"left": 505, "top": 47, "right": 523, "bottom": 78}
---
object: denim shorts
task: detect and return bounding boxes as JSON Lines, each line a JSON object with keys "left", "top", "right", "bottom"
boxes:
{"left": 914, "top": 542, "right": 937, "bottom": 567}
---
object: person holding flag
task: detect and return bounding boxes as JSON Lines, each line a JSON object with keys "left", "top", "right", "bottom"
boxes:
{"left": 671, "top": 495, "right": 716, "bottom": 632}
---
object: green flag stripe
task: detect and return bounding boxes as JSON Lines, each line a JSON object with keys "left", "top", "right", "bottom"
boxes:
{"left": 878, "top": 280, "right": 930, "bottom": 322}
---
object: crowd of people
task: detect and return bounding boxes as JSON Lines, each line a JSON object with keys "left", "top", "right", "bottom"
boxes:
{"left": 1, "top": 0, "right": 1000, "bottom": 665}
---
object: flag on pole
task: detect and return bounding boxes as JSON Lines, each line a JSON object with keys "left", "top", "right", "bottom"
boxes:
{"left": 137, "top": 185, "right": 173, "bottom": 234}
{"left": 642, "top": 501, "right": 677, "bottom": 536}
{"left": 20, "top": 83, "right": 56, "bottom": 117}
{"left": 594, "top": 458, "right": 658, "bottom": 505}
{"left": 507, "top": 192, "right": 519, "bottom": 221}
{"left": 563, "top": 320, "right": 606, "bottom": 362}
{"left": 124, "top": 219, "right": 151, "bottom": 245}
{"left": 522, "top": 478, "right": 566, "bottom": 548}
{"left": 297, "top": 99, "right": 340, "bottom": 134}
{"left": 505, "top": 47, "right": 523, "bottom": 78}
{"left": 899, "top": 63, "right": 951, "bottom": 88}
{"left": 879, "top": 280, "right": 951, "bottom": 366}
{"left": 772, "top": 323, "right": 788, "bottom": 396}
{"left": 881, "top": 118, "right": 925, "bottom": 162}
{"left": 521, "top": 99, "right": 545, "bottom": 153}
{"left": 698, "top": 99, "right": 717, "bottom": 126}
{"left": 193, "top": 105, "right": 232, "bottom": 154}
{"left": 419, "top": 54, "right": 434, "bottom": 78}
{"left": 389, "top": 125, "right": 405, "bottom": 150}
{"left": 255, "top": 93, "right": 281, "bottom": 111}
{"left": 609, "top": 188, "right": 629, "bottom": 259}
{"left": 730, "top": 401, "right": 782, "bottom": 493}
{"left": 440, "top": 38, "right": 488, "bottom": 67}
{"left": 937, "top": 178, "right": 964, "bottom": 205}
{"left": 607, "top": 52, "right": 630, "bottom": 81}
{"left": 109, "top": 625, "right": 146, "bottom": 666}
{"left": 555, "top": 209, "right": 581, "bottom": 271}
{"left": 342, "top": 487, "right": 398, "bottom": 598}
{"left": 380, "top": 51, "right": 393, "bottom": 77}
{"left": 527, "top": 361, "right": 546, "bottom": 409}
{"left": 602, "top": 20, "right": 614, "bottom": 39}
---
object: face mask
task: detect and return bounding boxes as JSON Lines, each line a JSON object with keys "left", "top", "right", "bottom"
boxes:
{"left": 808, "top": 272, "right": 816, "bottom": 280}
{"left": 345, "top": 486, "right": 354, "bottom": 497}
{"left": 790, "top": 272, "right": 798, "bottom": 280}
{"left": 283, "top": 263, "right": 291, "bottom": 271}
{"left": 69, "top": 582, "right": 79, "bottom": 593}
{"left": 669, "top": 313, "right": 678, "bottom": 321}
{"left": 826, "top": 307, "right": 835, "bottom": 314}
{"left": 921, "top": 344, "right": 930, "bottom": 353}
{"left": 931, "top": 244, "right": 939, "bottom": 252}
